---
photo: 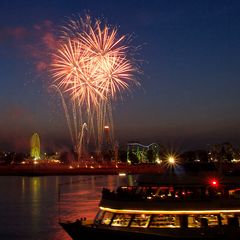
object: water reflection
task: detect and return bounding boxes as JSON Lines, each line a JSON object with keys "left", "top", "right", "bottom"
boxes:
{"left": 59, "top": 175, "right": 134, "bottom": 221}
{"left": 0, "top": 175, "right": 136, "bottom": 240}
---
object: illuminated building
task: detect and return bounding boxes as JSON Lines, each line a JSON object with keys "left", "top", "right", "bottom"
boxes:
{"left": 127, "top": 142, "right": 160, "bottom": 164}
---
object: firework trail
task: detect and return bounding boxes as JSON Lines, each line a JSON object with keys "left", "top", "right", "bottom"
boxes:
{"left": 50, "top": 15, "right": 140, "bottom": 161}
{"left": 51, "top": 85, "right": 89, "bottom": 160}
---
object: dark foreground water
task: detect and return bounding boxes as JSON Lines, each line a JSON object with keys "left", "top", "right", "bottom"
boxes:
{"left": 0, "top": 175, "right": 136, "bottom": 240}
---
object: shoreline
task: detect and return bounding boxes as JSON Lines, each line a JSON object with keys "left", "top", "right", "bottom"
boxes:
{"left": 0, "top": 164, "right": 165, "bottom": 176}
{"left": 0, "top": 162, "right": 239, "bottom": 176}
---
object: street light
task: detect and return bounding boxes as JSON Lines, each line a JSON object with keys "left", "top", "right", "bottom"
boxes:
{"left": 166, "top": 155, "right": 177, "bottom": 174}
{"left": 168, "top": 156, "right": 175, "bottom": 165}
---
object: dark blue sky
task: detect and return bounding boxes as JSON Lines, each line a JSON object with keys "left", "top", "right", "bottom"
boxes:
{"left": 1, "top": 0, "right": 240, "bottom": 152}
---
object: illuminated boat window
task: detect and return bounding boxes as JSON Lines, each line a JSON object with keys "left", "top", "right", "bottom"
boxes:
{"left": 149, "top": 214, "right": 180, "bottom": 228}
{"left": 221, "top": 213, "right": 234, "bottom": 225}
{"left": 111, "top": 214, "right": 132, "bottom": 227}
{"left": 205, "top": 215, "right": 219, "bottom": 226}
{"left": 101, "top": 212, "right": 114, "bottom": 225}
{"left": 130, "top": 214, "right": 151, "bottom": 228}
{"left": 94, "top": 210, "right": 105, "bottom": 224}
{"left": 188, "top": 215, "right": 218, "bottom": 228}
{"left": 220, "top": 213, "right": 239, "bottom": 227}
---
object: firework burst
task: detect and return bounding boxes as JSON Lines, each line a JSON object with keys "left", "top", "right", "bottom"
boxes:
{"left": 50, "top": 14, "right": 140, "bottom": 161}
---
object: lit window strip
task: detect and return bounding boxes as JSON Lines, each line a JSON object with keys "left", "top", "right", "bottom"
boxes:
{"left": 100, "top": 207, "right": 240, "bottom": 215}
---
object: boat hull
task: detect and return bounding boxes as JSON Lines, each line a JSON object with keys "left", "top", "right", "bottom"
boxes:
{"left": 60, "top": 221, "right": 240, "bottom": 240}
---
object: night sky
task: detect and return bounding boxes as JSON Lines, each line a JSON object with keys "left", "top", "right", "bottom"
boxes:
{"left": 1, "top": 0, "right": 240, "bottom": 153}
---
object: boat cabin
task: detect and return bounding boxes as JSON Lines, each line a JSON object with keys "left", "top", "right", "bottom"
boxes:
{"left": 95, "top": 175, "right": 240, "bottom": 229}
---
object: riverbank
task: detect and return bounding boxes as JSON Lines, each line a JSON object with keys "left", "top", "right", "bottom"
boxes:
{"left": 1, "top": 162, "right": 239, "bottom": 176}
{"left": 0, "top": 164, "right": 165, "bottom": 176}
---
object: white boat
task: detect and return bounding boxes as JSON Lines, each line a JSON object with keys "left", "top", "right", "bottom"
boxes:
{"left": 60, "top": 174, "right": 240, "bottom": 239}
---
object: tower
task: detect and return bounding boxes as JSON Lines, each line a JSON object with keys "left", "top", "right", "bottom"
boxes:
{"left": 104, "top": 125, "right": 110, "bottom": 145}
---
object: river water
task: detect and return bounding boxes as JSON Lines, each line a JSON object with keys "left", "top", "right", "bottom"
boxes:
{"left": 0, "top": 175, "right": 137, "bottom": 240}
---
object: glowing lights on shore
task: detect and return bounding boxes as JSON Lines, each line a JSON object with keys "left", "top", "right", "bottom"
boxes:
{"left": 168, "top": 156, "right": 175, "bottom": 165}
{"left": 162, "top": 152, "right": 180, "bottom": 171}
{"left": 156, "top": 157, "right": 162, "bottom": 164}
{"left": 119, "top": 172, "right": 126, "bottom": 176}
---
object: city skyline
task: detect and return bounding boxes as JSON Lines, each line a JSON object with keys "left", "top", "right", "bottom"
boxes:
{"left": 1, "top": 0, "right": 240, "bottom": 153}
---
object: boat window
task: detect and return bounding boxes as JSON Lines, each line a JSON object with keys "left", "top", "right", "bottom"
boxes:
{"left": 220, "top": 213, "right": 239, "bottom": 227}
{"left": 94, "top": 210, "right": 104, "bottom": 224}
{"left": 206, "top": 215, "right": 219, "bottom": 226}
{"left": 111, "top": 214, "right": 132, "bottom": 227}
{"left": 188, "top": 215, "right": 201, "bottom": 228}
{"left": 188, "top": 215, "right": 218, "bottom": 228}
{"left": 130, "top": 214, "right": 151, "bottom": 228}
{"left": 101, "top": 212, "right": 114, "bottom": 225}
{"left": 149, "top": 214, "right": 180, "bottom": 228}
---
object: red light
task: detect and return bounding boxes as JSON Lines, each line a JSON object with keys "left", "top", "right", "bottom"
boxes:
{"left": 210, "top": 179, "right": 218, "bottom": 187}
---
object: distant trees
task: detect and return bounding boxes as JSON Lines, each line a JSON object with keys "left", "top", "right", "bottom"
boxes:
{"left": 180, "top": 150, "right": 208, "bottom": 162}
{"left": 209, "top": 142, "right": 234, "bottom": 162}
{"left": 146, "top": 149, "right": 154, "bottom": 163}
{"left": 0, "top": 152, "right": 26, "bottom": 164}
{"left": 128, "top": 150, "right": 139, "bottom": 164}
{"left": 118, "top": 150, "right": 127, "bottom": 162}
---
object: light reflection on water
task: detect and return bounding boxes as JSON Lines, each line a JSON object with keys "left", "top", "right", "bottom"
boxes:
{"left": 0, "top": 175, "right": 136, "bottom": 240}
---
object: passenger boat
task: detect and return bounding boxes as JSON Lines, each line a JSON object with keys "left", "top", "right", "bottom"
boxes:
{"left": 59, "top": 174, "right": 240, "bottom": 239}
